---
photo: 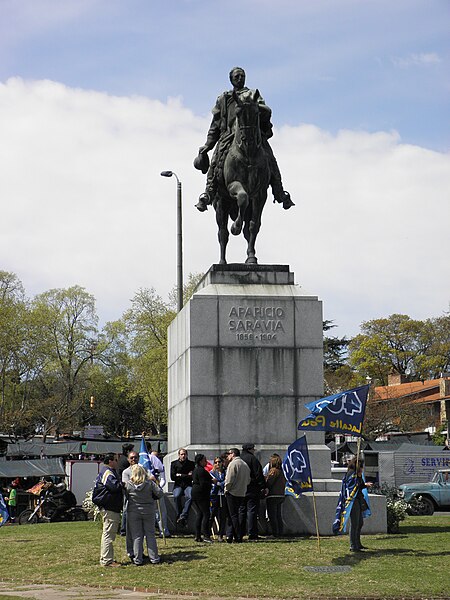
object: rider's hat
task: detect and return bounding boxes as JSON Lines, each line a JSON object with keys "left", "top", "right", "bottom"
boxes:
{"left": 193, "top": 152, "right": 210, "bottom": 174}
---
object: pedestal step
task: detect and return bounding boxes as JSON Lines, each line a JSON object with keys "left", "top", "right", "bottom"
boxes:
{"left": 161, "top": 492, "right": 387, "bottom": 536}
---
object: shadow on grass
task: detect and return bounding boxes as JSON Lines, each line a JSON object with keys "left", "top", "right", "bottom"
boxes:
{"left": 159, "top": 549, "right": 208, "bottom": 564}
{"left": 333, "top": 548, "right": 450, "bottom": 566}
{"left": 369, "top": 534, "right": 409, "bottom": 542}
{"left": 400, "top": 524, "right": 450, "bottom": 534}
{"left": 257, "top": 536, "right": 309, "bottom": 543}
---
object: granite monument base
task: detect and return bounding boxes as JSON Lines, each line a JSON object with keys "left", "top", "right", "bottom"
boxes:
{"left": 164, "top": 265, "right": 386, "bottom": 534}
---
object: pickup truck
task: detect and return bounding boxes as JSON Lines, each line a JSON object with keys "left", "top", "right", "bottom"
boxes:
{"left": 398, "top": 469, "right": 450, "bottom": 515}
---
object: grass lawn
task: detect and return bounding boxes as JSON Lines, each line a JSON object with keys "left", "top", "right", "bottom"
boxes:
{"left": 0, "top": 597, "right": 36, "bottom": 600}
{"left": 0, "top": 516, "right": 449, "bottom": 598}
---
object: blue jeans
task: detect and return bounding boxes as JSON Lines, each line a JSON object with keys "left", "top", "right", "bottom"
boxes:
{"left": 173, "top": 485, "right": 192, "bottom": 520}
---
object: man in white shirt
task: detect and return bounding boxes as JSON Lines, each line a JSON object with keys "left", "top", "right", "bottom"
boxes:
{"left": 224, "top": 447, "right": 251, "bottom": 543}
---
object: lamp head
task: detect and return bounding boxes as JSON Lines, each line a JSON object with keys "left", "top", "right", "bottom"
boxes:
{"left": 160, "top": 171, "right": 173, "bottom": 177}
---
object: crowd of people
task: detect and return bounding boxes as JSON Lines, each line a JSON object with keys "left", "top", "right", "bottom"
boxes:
{"left": 170, "top": 443, "right": 286, "bottom": 544}
{"left": 93, "top": 442, "right": 372, "bottom": 567}
{"left": 93, "top": 442, "right": 288, "bottom": 567}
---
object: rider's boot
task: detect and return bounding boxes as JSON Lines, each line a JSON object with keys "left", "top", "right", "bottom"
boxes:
{"left": 195, "top": 192, "right": 210, "bottom": 212}
{"left": 273, "top": 190, "right": 295, "bottom": 210}
{"left": 281, "top": 191, "right": 295, "bottom": 210}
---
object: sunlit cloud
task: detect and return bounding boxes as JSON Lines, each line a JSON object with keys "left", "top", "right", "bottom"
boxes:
{"left": 391, "top": 52, "right": 441, "bottom": 68}
{"left": 1, "top": 78, "right": 449, "bottom": 337}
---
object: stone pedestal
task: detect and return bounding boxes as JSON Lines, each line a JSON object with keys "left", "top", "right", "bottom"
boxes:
{"left": 164, "top": 264, "right": 387, "bottom": 534}
{"left": 166, "top": 265, "right": 330, "bottom": 479}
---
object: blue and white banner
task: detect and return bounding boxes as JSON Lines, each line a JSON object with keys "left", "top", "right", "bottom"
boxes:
{"left": 298, "top": 385, "right": 369, "bottom": 437}
{"left": 282, "top": 436, "right": 314, "bottom": 498}
{"left": 0, "top": 493, "right": 9, "bottom": 527}
{"left": 138, "top": 436, "right": 156, "bottom": 476}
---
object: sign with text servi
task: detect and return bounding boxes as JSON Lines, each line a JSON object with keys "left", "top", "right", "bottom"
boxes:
{"left": 298, "top": 385, "right": 369, "bottom": 437}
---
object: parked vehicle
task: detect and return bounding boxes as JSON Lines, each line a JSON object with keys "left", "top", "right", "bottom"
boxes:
{"left": 397, "top": 468, "right": 450, "bottom": 515}
{"left": 18, "top": 485, "right": 87, "bottom": 525}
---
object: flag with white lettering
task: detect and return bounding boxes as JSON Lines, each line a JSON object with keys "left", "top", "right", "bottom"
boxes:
{"left": 282, "top": 436, "right": 314, "bottom": 498}
{"left": 0, "top": 493, "right": 9, "bottom": 527}
{"left": 298, "top": 385, "right": 369, "bottom": 437}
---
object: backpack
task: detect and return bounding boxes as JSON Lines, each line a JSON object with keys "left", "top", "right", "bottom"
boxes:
{"left": 92, "top": 474, "right": 109, "bottom": 508}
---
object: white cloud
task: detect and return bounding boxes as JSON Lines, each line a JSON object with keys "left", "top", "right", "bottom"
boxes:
{"left": 391, "top": 52, "right": 441, "bottom": 68}
{"left": 1, "top": 78, "right": 449, "bottom": 336}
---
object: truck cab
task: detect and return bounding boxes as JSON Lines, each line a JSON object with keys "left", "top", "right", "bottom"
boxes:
{"left": 398, "top": 468, "right": 450, "bottom": 515}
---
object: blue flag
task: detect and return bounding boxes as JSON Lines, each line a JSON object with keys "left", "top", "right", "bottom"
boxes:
{"left": 138, "top": 436, "right": 156, "bottom": 476}
{"left": 282, "top": 436, "right": 314, "bottom": 498}
{"left": 333, "top": 471, "right": 372, "bottom": 534}
{"left": 298, "top": 385, "right": 369, "bottom": 437}
{"left": 0, "top": 493, "right": 9, "bottom": 527}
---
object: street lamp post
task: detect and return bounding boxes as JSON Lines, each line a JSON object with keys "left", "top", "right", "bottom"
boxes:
{"left": 160, "top": 171, "right": 183, "bottom": 312}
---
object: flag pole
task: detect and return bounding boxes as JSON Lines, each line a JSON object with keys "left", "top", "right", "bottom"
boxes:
{"left": 356, "top": 435, "right": 362, "bottom": 471}
{"left": 211, "top": 516, "right": 220, "bottom": 540}
{"left": 311, "top": 490, "right": 321, "bottom": 553}
{"left": 156, "top": 499, "right": 166, "bottom": 545}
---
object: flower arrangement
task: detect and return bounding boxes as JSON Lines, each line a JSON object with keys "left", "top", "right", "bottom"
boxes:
{"left": 82, "top": 490, "right": 102, "bottom": 522}
{"left": 385, "top": 495, "right": 408, "bottom": 533}
{"left": 372, "top": 483, "right": 408, "bottom": 533}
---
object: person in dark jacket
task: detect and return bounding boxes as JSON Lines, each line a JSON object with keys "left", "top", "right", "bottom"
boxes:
{"left": 240, "top": 443, "right": 266, "bottom": 540}
{"left": 170, "top": 448, "right": 195, "bottom": 526}
{"left": 117, "top": 444, "right": 135, "bottom": 480}
{"left": 265, "top": 454, "right": 286, "bottom": 537}
{"left": 333, "top": 456, "right": 372, "bottom": 552}
{"left": 97, "top": 453, "right": 123, "bottom": 567}
{"left": 210, "top": 456, "right": 227, "bottom": 541}
{"left": 192, "top": 454, "right": 213, "bottom": 543}
{"left": 49, "top": 482, "right": 77, "bottom": 522}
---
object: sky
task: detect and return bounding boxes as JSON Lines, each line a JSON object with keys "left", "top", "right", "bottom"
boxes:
{"left": 0, "top": 0, "right": 449, "bottom": 338}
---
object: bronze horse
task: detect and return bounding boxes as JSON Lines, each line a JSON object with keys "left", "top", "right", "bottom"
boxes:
{"left": 214, "top": 90, "right": 271, "bottom": 264}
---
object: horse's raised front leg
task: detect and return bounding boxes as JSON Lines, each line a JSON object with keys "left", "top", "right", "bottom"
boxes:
{"left": 227, "top": 181, "right": 248, "bottom": 236}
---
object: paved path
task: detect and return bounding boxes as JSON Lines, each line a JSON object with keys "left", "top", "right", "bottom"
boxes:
{"left": 0, "top": 582, "right": 239, "bottom": 600}
{"left": 0, "top": 581, "right": 197, "bottom": 600}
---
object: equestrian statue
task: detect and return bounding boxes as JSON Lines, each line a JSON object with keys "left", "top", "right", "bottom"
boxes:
{"left": 193, "top": 67, "right": 294, "bottom": 265}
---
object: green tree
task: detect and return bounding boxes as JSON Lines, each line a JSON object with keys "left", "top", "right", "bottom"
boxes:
{"left": 0, "top": 271, "right": 36, "bottom": 438}
{"left": 86, "top": 319, "right": 147, "bottom": 437}
{"left": 323, "top": 320, "right": 349, "bottom": 371}
{"left": 322, "top": 320, "right": 358, "bottom": 394}
{"left": 168, "top": 272, "right": 205, "bottom": 308}
{"left": 349, "top": 314, "right": 450, "bottom": 386}
{"left": 30, "top": 285, "right": 100, "bottom": 438}
{"left": 124, "top": 288, "right": 176, "bottom": 434}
